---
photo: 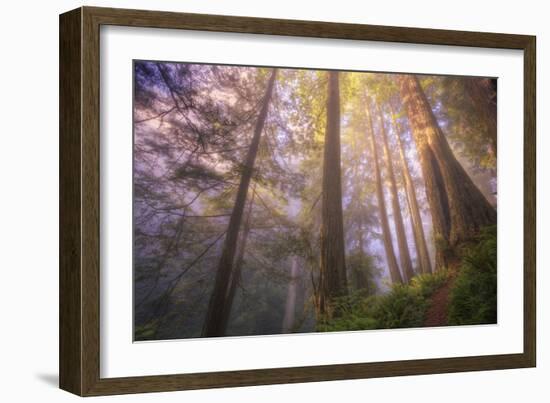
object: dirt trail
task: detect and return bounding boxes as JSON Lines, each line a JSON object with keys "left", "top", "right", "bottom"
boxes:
{"left": 424, "top": 260, "right": 461, "bottom": 327}
{"left": 424, "top": 278, "right": 454, "bottom": 327}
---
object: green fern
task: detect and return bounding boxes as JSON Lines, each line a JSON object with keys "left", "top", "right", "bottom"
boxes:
{"left": 448, "top": 225, "right": 497, "bottom": 325}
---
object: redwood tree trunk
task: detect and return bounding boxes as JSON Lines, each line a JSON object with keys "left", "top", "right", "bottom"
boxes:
{"left": 366, "top": 100, "right": 403, "bottom": 284}
{"left": 318, "top": 71, "right": 348, "bottom": 316}
{"left": 399, "top": 75, "right": 496, "bottom": 268}
{"left": 390, "top": 107, "right": 433, "bottom": 274}
{"left": 376, "top": 102, "right": 415, "bottom": 283}
{"left": 202, "top": 69, "right": 277, "bottom": 337}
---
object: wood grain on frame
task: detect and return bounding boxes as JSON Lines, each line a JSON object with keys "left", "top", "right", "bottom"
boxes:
{"left": 59, "top": 6, "right": 536, "bottom": 396}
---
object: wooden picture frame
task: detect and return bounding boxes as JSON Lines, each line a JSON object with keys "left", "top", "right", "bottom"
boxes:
{"left": 59, "top": 6, "right": 536, "bottom": 396}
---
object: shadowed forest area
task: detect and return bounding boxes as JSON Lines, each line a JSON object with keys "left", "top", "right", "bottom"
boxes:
{"left": 133, "top": 61, "right": 497, "bottom": 340}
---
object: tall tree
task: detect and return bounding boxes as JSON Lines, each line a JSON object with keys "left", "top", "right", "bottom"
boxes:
{"left": 202, "top": 69, "right": 277, "bottom": 337}
{"left": 399, "top": 75, "right": 496, "bottom": 268}
{"left": 376, "top": 101, "right": 415, "bottom": 282}
{"left": 282, "top": 256, "right": 300, "bottom": 333}
{"left": 218, "top": 190, "right": 255, "bottom": 335}
{"left": 366, "top": 98, "right": 403, "bottom": 284}
{"left": 353, "top": 219, "right": 368, "bottom": 289}
{"left": 390, "top": 105, "right": 432, "bottom": 274}
{"left": 318, "top": 71, "right": 348, "bottom": 316}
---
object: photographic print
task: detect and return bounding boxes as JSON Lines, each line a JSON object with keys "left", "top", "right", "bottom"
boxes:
{"left": 133, "top": 61, "right": 497, "bottom": 341}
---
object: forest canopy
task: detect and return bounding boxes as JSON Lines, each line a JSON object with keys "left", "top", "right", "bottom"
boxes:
{"left": 133, "top": 61, "right": 497, "bottom": 340}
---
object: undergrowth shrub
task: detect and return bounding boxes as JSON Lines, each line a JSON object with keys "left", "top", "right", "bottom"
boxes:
{"left": 448, "top": 225, "right": 497, "bottom": 325}
{"left": 318, "top": 270, "right": 449, "bottom": 332}
{"left": 318, "top": 225, "right": 496, "bottom": 332}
